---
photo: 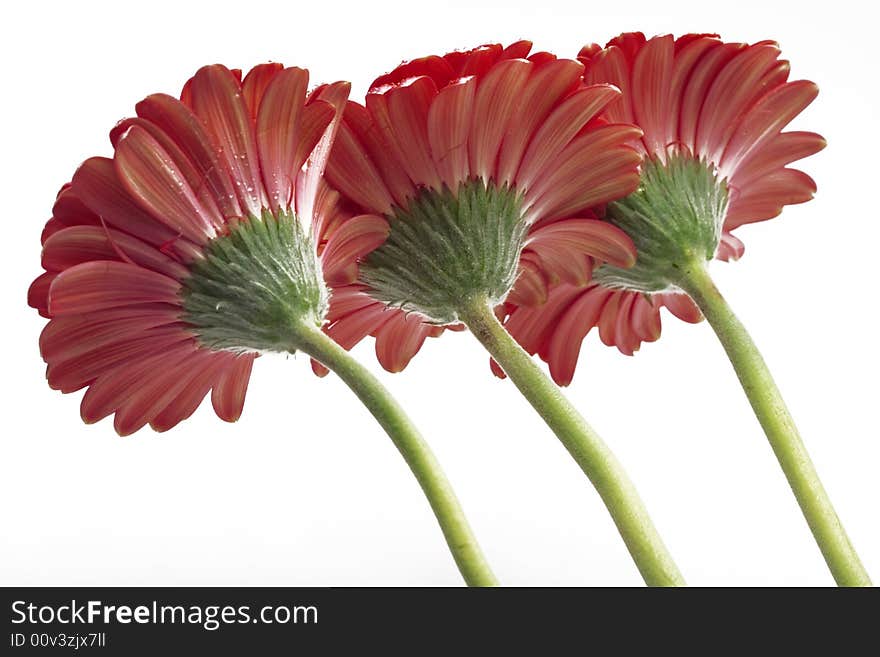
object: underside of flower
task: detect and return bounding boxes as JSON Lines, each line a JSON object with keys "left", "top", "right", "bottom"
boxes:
{"left": 359, "top": 179, "right": 527, "bottom": 324}
{"left": 594, "top": 154, "right": 729, "bottom": 293}
{"left": 182, "top": 210, "right": 328, "bottom": 354}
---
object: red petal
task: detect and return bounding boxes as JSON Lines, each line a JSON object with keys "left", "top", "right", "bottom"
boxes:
{"left": 42, "top": 226, "right": 189, "bottom": 280}
{"left": 468, "top": 58, "right": 531, "bottom": 180}
{"left": 427, "top": 77, "right": 477, "bottom": 190}
{"left": 326, "top": 109, "right": 396, "bottom": 215}
{"left": 115, "top": 126, "right": 220, "bottom": 243}
{"left": 48, "top": 261, "right": 181, "bottom": 315}
{"left": 524, "top": 124, "right": 643, "bottom": 223}
{"left": 321, "top": 214, "right": 389, "bottom": 285}
{"left": 383, "top": 76, "right": 442, "bottom": 189}
{"left": 255, "top": 67, "right": 310, "bottom": 210}
{"left": 211, "top": 353, "right": 255, "bottom": 422}
{"left": 496, "top": 59, "right": 584, "bottom": 186}
{"left": 188, "top": 65, "right": 265, "bottom": 215}
{"left": 632, "top": 35, "right": 674, "bottom": 157}
{"left": 73, "top": 157, "right": 201, "bottom": 258}
{"left": 375, "top": 312, "right": 433, "bottom": 372}
{"left": 517, "top": 84, "right": 622, "bottom": 191}
{"left": 241, "top": 63, "right": 284, "bottom": 116}
{"left": 135, "top": 93, "right": 243, "bottom": 220}
{"left": 526, "top": 218, "right": 636, "bottom": 281}
{"left": 547, "top": 285, "right": 613, "bottom": 385}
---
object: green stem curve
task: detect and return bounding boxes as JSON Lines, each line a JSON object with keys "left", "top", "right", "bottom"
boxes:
{"left": 676, "top": 262, "right": 871, "bottom": 587}
{"left": 292, "top": 323, "right": 498, "bottom": 587}
{"left": 459, "top": 298, "right": 685, "bottom": 587}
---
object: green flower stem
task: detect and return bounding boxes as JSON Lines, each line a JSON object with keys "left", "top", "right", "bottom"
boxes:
{"left": 292, "top": 322, "right": 498, "bottom": 587}
{"left": 676, "top": 262, "right": 871, "bottom": 587}
{"left": 459, "top": 297, "right": 685, "bottom": 587}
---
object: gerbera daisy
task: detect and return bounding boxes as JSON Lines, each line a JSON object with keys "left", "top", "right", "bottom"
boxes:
{"left": 27, "top": 63, "right": 496, "bottom": 586}
{"left": 504, "top": 33, "right": 869, "bottom": 586}
{"left": 319, "top": 41, "right": 684, "bottom": 585}
{"left": 503, "top": 32, "right": 828, "bottom": 381}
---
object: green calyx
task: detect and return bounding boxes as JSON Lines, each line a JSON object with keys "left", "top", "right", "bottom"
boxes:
{"left": 181, "top": 210, "right": 328, "bottom": 354}
{"left": 360, "top": 179, "right": 528, "bottom": 324}
{"left": 594, "top": 154, "right": 729, "bottom": 293}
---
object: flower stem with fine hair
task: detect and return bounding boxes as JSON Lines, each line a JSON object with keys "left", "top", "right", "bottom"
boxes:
{"left": 459, "top": 297, "right": 685, "bottom": 587}
{"left": 291, "top": 322, "right": 498, "bottom": 587}
{"left": 675, "top": 263, "right": 871, "bottom": 587}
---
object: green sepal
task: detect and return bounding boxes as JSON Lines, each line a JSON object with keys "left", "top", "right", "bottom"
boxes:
{"left": 181, "top": 210, "right": 327, "bottom": 353}
{"left": 360, "top": 179, "right": 527, "bottom": 324}
{"left": 594, "top": 154, "right": 729, "bottom": 293}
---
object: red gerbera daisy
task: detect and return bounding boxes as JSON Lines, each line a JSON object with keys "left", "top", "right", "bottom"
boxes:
{"left": 318, "top": 42, "right": 686, "bottom": 586}
{"left": 493, "top": 33, "right": 868, "bottom": 586}
{"left": 25, "top": 62, "right": 504, "bottom": 586}
{"left": 315, "top": 40, "right": 642, "bottom": 373}
{"left": 501, "top": 32, "right": 825, "bottom": 384}
{"left": 27, "top": 63, "right": 353, "bottom": 435}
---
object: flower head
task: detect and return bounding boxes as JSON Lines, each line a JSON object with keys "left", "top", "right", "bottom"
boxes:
{"left": 315, "top": 41, "right": 643, "bottom": 373}
{"left": 28, "top": 64, "right": 352, "bottom": 434}
{"left": 501, "top": 32, "right": 825, "bottom": 384}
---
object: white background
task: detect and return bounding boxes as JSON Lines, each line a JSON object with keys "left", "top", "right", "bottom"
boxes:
{"left": 2, "top": 0, "right": 877, "bottom": 586}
